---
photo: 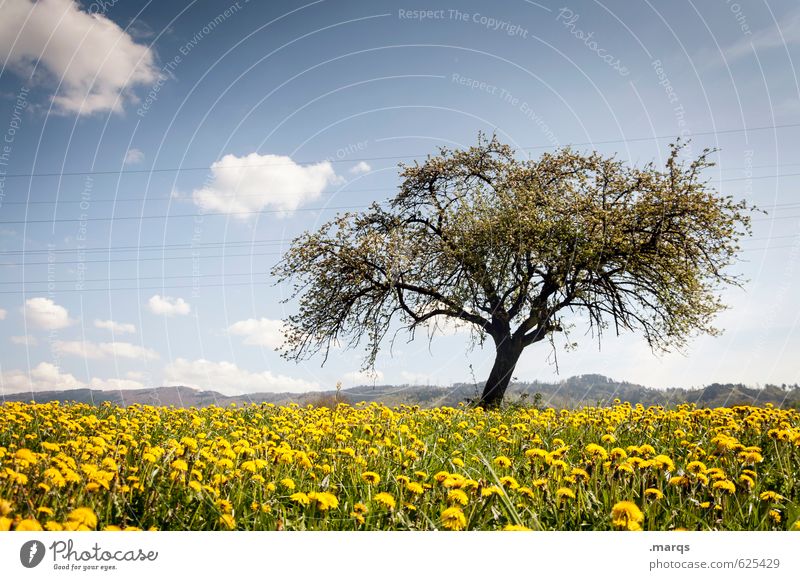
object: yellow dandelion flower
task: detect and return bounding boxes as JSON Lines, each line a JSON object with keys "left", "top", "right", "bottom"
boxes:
{"left": 503, "top": 524, "right": 531, "bottom": 531}
{"left": 499, "top": 476, "right": 520, "bottom": 490}
{"left": 170, "top": 459, "right": 188, "bottom": 472}
{"left": 481, "top": 486, "right": 502, "bottom": 498}
{"left": 447, "top": 489, "right": 469, "bottom": 506}
{"left": 219, "top": 514, "right": 236, "bottom": 530}
{"left": 406, "top": 481, "right": 424, "bottom": 495}
{"left": 440, "top": 507, "right": 467, "bottom": 531}
{"left": 373, "top": 492, "right": 396, "bottom": 510}
{"left": 555, "top": 487, "right": 575, "bottom": 502}
{"left": 67, "top": 507, "right": 97, "bottom": 530}
{"left": 15, "top": 519, "right": 44, "bottom": 531}
{"left": 611, "top": 501, "right": 644, "bottom": 531}
{"left": 584, "top": 443, "right": 608, "bottom": 460}
{"left": 759, "top": 491, "right": 784, "bottom": 502}
{"left": 290, "top": 492, "right": 310, "bottom": 506}
{"left": 493, "top": 455, "right": 512, "bottom": 468}
{"left": 644, "top": 488, "right": 664, "bottom": 500}
{"left": 685, "top": 461, "right": 707, "bottom": 474}
{"left": 307, "top": 491, "right": 339, "bottom": 511}
{"left": 361, "top": 471, "right": 380, "bottom": 485}
{"left": 712, "top": 480, "right": 736, "bottom": 494}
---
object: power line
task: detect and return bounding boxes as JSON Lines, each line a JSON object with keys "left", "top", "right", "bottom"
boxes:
{"left": 0, "top": 281, "right": 268, "bottom": 295}
{"left": 1, "top": 171, "right": 799, "bottom": 226}
{"left": 0, "top": 239, "right": 289, "bottom": 256}
{"left": 2, "top": 230, "right": 796, "bottom": 259}
{"left": 0, "top": 240, "right": 796, "bottom": 280}
{"left": 0, "top": 204, "right": 373, "bottom": 225}
{"left": 2, "top": 121, "right": 800, "bottom": 180}
{"left": 0, "top": 250, "right": 283, "bottom": 267}
{"left": 4, "top": 163, "right": 800, "bottom": 207}
{"left": 0, "top": 185, "right": 391, "bottom": 206}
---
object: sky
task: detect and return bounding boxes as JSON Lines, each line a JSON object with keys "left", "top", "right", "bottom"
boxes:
{"left": 0, "top": 0, "right": 799, "bottom": 397}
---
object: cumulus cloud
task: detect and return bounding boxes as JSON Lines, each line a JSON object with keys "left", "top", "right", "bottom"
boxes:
{"left": 124, "top": 148, "right": 144, "bottom": 165}
{"left": 87, "top": 377, "right": 146, "bottom": 391}
{"left": 191, "top": 153, "right": 338, "bottom": 217}
{"left": 0, "top": 308, "right": 6, "bottom": 320}
{"left": 163, "top": 358, "right": 320, "bottom": 395}
{"left": 10, "top": 335, "right": 38, "bottom": 346}
{"left": 421, "top": 314, "right": 471, "bottom": 337}
{"left": 0, "top": 0, "right": 159, "bottom": 115}
{"left": 0, "top": 361, "right": 148, "bottom": 394}
{"left": 22, "top": 297, "right": 72, "bottom": 329}
{"left": 94, "top": 319, "right": 136, "bottom": 334}
{"left": 55, "top": 340, "right": 159, "bottom": 361}
{"left": 349, "top": 161, "right": 371, "bottom": 175}
{"left": 147, "top": 295, "right": 191, "bottom": 316}
{"left": 342, "top": 369, "right": 384, "bottom": 386}
{"left": 0, "top": 362, "right": 82, "bottom": 393}
{"left": 228, "top": 318, "right": 286, "bottom": 348}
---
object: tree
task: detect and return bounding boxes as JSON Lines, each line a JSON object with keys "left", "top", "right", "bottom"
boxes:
{"left": 273, "top": 135, "right": 754, "bottom": 407}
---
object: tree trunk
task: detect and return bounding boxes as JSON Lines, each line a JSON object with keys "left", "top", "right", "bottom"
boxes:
{"left": 478, "top": 338, "right": 524, "bottom": 408}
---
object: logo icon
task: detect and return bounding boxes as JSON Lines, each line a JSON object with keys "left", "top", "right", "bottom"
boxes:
{"left": 20, "top": 540, "right": 46, "bottom": 568}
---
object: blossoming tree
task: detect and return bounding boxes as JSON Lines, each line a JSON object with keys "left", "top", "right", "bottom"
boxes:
{"left": 273, "top": 135, "right": 754, "bottom": 407}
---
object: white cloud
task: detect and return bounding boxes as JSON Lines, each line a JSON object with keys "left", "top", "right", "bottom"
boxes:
{"left": 94, "top": 319, "right": 136, "bottom": 334}
{"left": 0, "top": 361, "right": 149, "bottom": 394}
{"left": 126, "top": 371, "right": 146, "bottom": 380}
{"left": 421, "top": 314, "right": 471, "bottom": 337}
{"left": 0, "top": 0, "right": 159, "bottom": 115}
{"left": 10, "top": 335, "right": 38, "bottom": 346}
{"left": 349, "top": 161, "right": 371, "bottom": 175}
{"left": 22, "top": 297, "right": 72, "bottom": 329}
{"left": 163, "top": 358, "right": 320, "bottom": 395}
{"left": 191, "top": 153, "right": 338, "bottom": 217}
{"left": 228, "top": 318, "right": 286, "bottom": 348}
{"left": 87, "top": 377, "right": 146, "bottom": 391}
{"left": 701, "top": 7, "right": 800, "bottom": 67}
{"left": 0, "top": 308, "right": 6, "bottom": 320}
{"left": 342, "top": 369, "right": 384, "bottom": 386}
{"left": 124, "top": 148, "right": 144, "bottom": 165}
{"left": 55, "top": 340, "right": 159, "bottom": 361}
{"left": 147, "top": 295, "right": 190, "bottom": 316}
{"left": 0, "top": 362, "right": 82, "bottom": 393}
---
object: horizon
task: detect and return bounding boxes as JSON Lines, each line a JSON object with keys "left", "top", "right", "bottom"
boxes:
{"left": 1, "top": 0, "right": 799, "bottom": 398}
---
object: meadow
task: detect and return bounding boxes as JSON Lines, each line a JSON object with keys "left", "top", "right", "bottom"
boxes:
{"left": 1, "top": 400, "right": 798, "bottom": 531}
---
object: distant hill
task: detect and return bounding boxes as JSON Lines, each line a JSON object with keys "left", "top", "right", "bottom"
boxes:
{"left": 3, "top": 374, "right": 799, "bottom": 409}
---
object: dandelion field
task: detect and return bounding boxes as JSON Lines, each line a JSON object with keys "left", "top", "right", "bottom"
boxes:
{"left": 1, "top": 400, "right": 799, "bottom": 531}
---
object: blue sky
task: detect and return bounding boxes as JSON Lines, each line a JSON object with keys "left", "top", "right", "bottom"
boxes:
{"left": 0, "top": 0, "right": 799, "bottom": 396}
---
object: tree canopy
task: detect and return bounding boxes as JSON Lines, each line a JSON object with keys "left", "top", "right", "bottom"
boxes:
{"left": 273, "top": 135, "right": 755, "bottom": 406}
